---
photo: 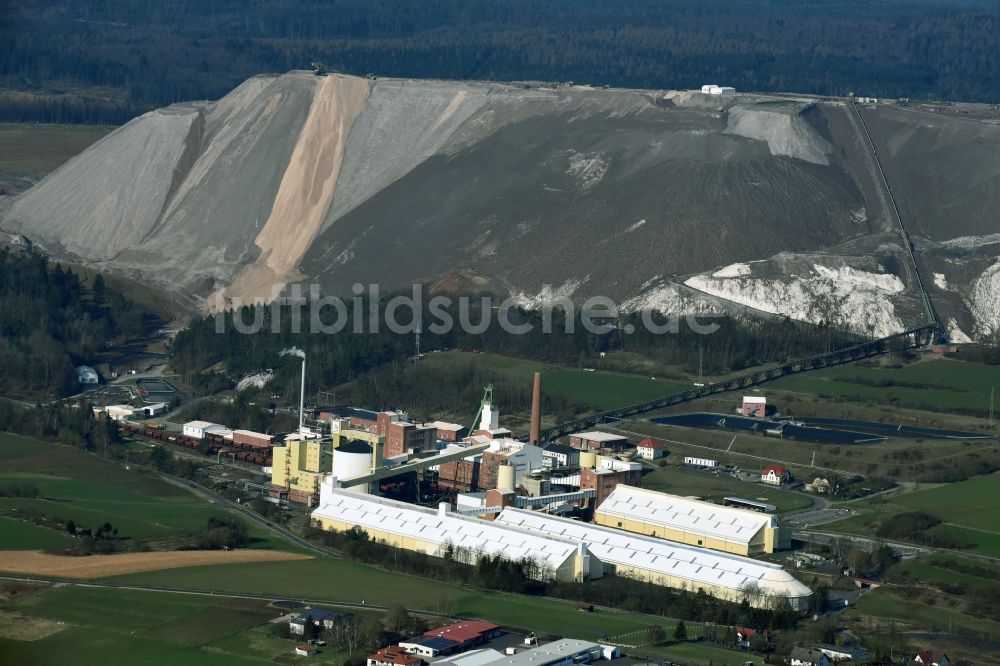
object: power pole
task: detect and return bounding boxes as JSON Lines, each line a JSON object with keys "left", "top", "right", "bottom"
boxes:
{"left": 990, "top": 386, "right": 995, "bottom": 429}
{"left": 698, "top": 344, "right": 704, "bottom": 384}
{"left": 415, "top": 326, "right": 421, "bottom": 362}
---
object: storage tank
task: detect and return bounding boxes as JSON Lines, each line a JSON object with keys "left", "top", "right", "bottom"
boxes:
{"left": 333, "top": 439, "right": 373, "bottom": 482}
{"left": 497, "top": 463, "right": 516, "bottom": 491}
{"left": 580, "top": 451, "right": 597, "bottom": 469}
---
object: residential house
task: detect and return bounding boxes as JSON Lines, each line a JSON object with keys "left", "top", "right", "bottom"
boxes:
{"left": 914, "top": 652, "right": 950, "bottom": 666}
{"left": 637, "top": 438, "right": 666, "bottom": 460}
{"left": 290, "top": 609, "right": 352, "bottom": 635}
{"left": 805, "top": 477, "right": 831, "bottom": 494}
{"left": 815, "top": 643, "right": 867, "bottom": 662}
{"left": 761, "top": 465, "right": 790, "bottom": 486}
{"left": 367, "top": 646, "right": 427, "bottom": 666}
{"left": 790, "top": 647, "right": 830, "bottom": 666}
{"left": 735, "top": 626, "right": 756, "bottom": 649}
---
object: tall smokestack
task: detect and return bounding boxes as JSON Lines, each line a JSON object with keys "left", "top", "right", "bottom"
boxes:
{"left": 530, "top": 372, "right": 541, "bottom": 444}
{"left": 299, "top": 357, "right": 306, "bottom": 436}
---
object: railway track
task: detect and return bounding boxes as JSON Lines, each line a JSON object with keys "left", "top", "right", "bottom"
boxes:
{"left": 850, "top": 98, "right": 941, "bottom": 334}
{"left": 539, "top": 324, "right": 937, "bottom": 440}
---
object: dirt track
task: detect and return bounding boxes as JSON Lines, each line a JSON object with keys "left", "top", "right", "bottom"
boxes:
{"left": 0, "top": 549, "right": 311, "bottom": 579}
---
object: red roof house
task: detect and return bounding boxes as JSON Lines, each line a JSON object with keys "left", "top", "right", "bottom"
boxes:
{"left": 761, "top": 465, "right": 790, "bottom": 486}
{"left": 367, "top": 646, "right": 426, "bottom": 666}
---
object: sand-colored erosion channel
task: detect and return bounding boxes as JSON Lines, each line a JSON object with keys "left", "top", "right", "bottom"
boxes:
{"left": 229, "top": 73, "right": 370, "bottom": 303}
{"left": 0, "top": 549, "right": 311, "bottom": 579}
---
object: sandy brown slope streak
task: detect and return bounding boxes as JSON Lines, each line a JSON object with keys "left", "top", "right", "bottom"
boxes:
{"left": 224, "top": 74, "right": 371, "bottom": 305}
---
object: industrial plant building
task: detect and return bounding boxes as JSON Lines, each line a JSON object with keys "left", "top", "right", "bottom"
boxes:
{"left": 494, "top": 509, "right": 810, "bottom": 610}
{"left": 568, "top": 431, "right": 630, "bottom": 451}
{"left": 311, "top": 487, "right": 601, "bottom": 582}
{"left": 309, "top": 478, "right": 806, "bottom": 609}
{"left": 183, "top": 420, "right": 230, "bottom": 440}
{"left": 271, "top": 435, "right": 327, "bottom": 505}
{"left": 593, "top": 485, "right": 786, "bottom": 555}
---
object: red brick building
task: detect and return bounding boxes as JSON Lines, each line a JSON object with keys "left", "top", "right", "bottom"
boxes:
{"left": 431, "top": 421, "right": 468, "bottom": 442}
{"left": 569, "top": 431, "right": 631, "bottom": 451}
{"left": 377, "top": 411, "right": 437, "bottom": 458}
{"left": 437, "top": 458, "right": 481, "bottom": 492}
{"left": 582, "top": 466, "right": 642, "bottom": 508}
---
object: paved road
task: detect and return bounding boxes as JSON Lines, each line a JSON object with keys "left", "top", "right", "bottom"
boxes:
{"left": 796, "top": 528, "right": 1000, "bottom": 565}
{"left": 0, "top": 573, "right": 433, "bottom": 615}
{"left": 154, "top": 471, "right": 332, "bottom": 558}
{"left": 794, "top": 529, "right": 930, "bottom": 559}
{"left": 783, "top": 507, "right": 856, "bottom": 528}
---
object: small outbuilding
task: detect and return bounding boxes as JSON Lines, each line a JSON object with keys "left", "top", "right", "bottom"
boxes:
{"left": 741, "top": 396, "right": 767, "bottom": 417}
{"left": 75, "top": 366, "right": 100, "bottom": 385}
{"left": 295, "top": 644, "right": 318, "bottom": 657}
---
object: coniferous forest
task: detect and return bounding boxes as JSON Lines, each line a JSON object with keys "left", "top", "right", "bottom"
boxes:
{"left": 2, "top": 0, "right": 999, "bottom": 124}
{"left": 0, "top": 248, "right": 152, "bottom": 397}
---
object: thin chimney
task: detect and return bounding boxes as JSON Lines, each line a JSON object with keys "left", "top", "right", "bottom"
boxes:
{"left": 530, "top": 372, "right": 542, "bottom": 444}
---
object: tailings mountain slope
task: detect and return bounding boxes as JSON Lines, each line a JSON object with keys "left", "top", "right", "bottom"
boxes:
{"left": 3, "top": 72, "right": 998, "bottom": 337}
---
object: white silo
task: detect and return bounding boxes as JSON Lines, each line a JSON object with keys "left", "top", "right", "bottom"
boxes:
{"left": 497, "top": 463, "right": 516, "bottom": 491}
{"left": 333, "top": 439, "right": 373, "bottom": 491}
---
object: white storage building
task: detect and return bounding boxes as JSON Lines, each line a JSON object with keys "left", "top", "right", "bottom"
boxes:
{"left": 593, "top": 485, "right": 784, "bottom": 554}
{"left": 311, "top": 486, "right": 602, "bottom": 582}
{"left": 182, "top": 420, "right": 228, "bottom": 439}
{"left": 700, "top": 84, "right": 736, "bottom": 96}
{"left": 683, "top": 456, "right": 719, "bottom": 468}
{"left": 496, "top": 508, "right": 810, "bottom": 610}
{"left": 105, "top": 404, "right": 138, "bottom": 422}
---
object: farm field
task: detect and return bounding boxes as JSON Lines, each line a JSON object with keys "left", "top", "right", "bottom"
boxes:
{"left": 0, "top": 517, "right": 73, "bottom": 550}
{"left": 0, "top": 432, "right": 299, "bottom": 553}
{"left": 821, "top": 473, "right": 1000, "bottom": 556}
{"left": 2, "top": 586, "right": 289, "bottom": 665}
{"left": 0, "top": 549, "right": 311, "bottom": 578}
{"left": 638, "top": 466, "right": 813, "bottom": 513}
{"left": 418, "top": 352, "right": 688, "bottom": 411}
{"left": 769, "top": 357, "right": 1000, "bottom": 417}
{"left": 649, "top": 642, "right": 757, "bottom": 664}
{"left": 898, "top": 555, "right": 999, "bottom": 591}
{"left": 107, "top": 557, "right": 685, "bottom": 640}
{"left": 846, "top": 586, "right": 1000, "bottom": 638}
{"left": 627, "top": 412, "right": 993, "bottom": 482}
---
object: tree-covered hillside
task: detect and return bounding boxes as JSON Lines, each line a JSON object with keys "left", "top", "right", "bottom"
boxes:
{"left": 0, "top": 248, "right": 152, "bottom": 397}
{"left": 2, "top": 0, "right": 998, "bottom": 123}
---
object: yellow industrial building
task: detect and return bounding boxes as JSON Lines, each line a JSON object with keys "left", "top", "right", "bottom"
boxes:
{"left": 270, "top": 436, "right": 327, "bottom": 505}
{"left": 497, "top": 508, "right": 811, "bottom": 610}
{"left": 593, "top": 485, "right": 787, "bottom": 555}
{"left": 271, "top": 422, "right": 385, "bottom": 504}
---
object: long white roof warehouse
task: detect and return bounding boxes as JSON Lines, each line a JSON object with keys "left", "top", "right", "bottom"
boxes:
{"left": 495, "top": 508, "right": 811, "bottom": 611}
{"left": 311, "top": 488, "right": 602, "bottom": 582}
{"left": 594, "top": 485, "right": 785, "bottom": 555}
